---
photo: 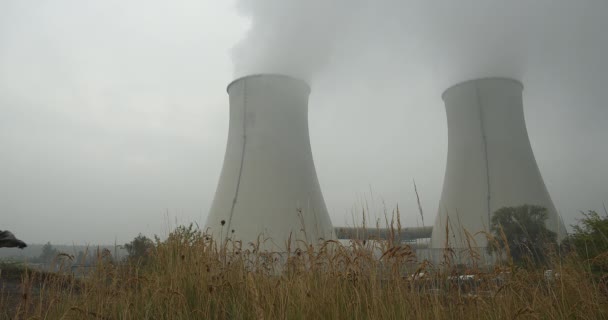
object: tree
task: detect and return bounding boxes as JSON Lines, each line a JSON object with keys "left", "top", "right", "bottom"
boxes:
{"left": 39, "top": 242, "right": 59, "bottom": 263}
{"left": 487, "top": 205, "right": 557, "bottom": 266}
{"left": 124, "top": 234, "right": 154, "bottom": 263}
{"left": 566, "top": 210, "right": 608, "bottom": 274}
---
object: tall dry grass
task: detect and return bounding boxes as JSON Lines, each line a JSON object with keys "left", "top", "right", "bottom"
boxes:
{"left": 1, "top": 224, "right": 607, "bottom": 319}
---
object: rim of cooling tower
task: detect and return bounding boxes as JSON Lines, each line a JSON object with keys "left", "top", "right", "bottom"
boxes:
{"left": 226, "top": 73, "right": 311, "bottom": 93}
{"left": 441, "top": 77, "right": 524, "bottom": 101}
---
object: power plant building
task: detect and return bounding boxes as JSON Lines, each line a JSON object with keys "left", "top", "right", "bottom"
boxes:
{"left": 205, "top": 74, "right": 334, "bottom": 251}
{"left": 430, "top": 78, "right": 567, "bottom": 248}
{"left": 205, "top": 74, "right": 566, "bottom": 254}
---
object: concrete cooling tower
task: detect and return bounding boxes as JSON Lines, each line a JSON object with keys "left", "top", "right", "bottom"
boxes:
{"left": 430, "top": 78, "right": 567, "bottom": 249}
{"left": 205, "top": 74, "right": 334, "bottom": 251}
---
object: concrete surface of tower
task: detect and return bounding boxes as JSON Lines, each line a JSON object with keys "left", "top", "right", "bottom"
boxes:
{"left": 205, "top": 74, "right": 334, "bottom": 251}
{"left": 430, "top": 78, "right": 567, "bottom": 248}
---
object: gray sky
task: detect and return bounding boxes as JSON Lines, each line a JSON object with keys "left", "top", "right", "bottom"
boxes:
{"left": 1, "top": 0, "right": 606, "bottom": 245}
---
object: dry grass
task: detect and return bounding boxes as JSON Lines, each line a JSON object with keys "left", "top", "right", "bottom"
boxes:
{"left": 1, "top": 227, "right": 607, "bottom": 320}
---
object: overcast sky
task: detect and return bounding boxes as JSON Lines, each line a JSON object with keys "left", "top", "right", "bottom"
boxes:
{"left": 1, "top": 1, "right": 606, "bottom": 245}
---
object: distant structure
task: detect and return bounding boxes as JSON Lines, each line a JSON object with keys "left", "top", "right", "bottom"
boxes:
{"left": 0, "top": 230, "right": 27, "bottom": 249}
{"left": 205, "top": 74, "right": 334, "bottom": 251}
{"left": 335, "top": 226, "right": 432, "bottom": 242}
{"left": 430, "top": 78, "right": 567, "bottom": 248}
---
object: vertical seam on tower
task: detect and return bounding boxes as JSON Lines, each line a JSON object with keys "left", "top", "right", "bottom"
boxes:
{"left": 227, "top": 80, "right": 247, "bottom": 237}
{"left": 476, "top": 84, "right": 492, "bottom": 225}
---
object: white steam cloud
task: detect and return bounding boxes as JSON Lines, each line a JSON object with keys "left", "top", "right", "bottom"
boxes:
{"left": 232, "top": 0, "right": 353, "bottom": 81}
{"left": 233, "top": 0, "right": 607, "bottom": 89}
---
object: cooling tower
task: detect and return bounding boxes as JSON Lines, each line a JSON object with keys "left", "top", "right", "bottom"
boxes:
{"left": 430, "top": 78, "right": 567, "bottom": 248}
{"left": 205, "top": 74, "right": 334, "bottom": 251}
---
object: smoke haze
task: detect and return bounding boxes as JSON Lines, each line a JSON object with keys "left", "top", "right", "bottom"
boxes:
{"left": 232, "top": 0, "right": 354, "bottom": 80}
{"left": 1, "top": 0, "right": 606, "bottom": 244}
{"left": 234, "top": 1, "right": 607, "bottom": 88}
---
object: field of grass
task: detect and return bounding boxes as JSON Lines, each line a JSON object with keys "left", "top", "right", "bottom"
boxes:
{"left": 1, "top": 226, "right": 607, "bottom": 319}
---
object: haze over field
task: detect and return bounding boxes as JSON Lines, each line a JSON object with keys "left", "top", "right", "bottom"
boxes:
{"left": 1, "top": 0, "right": 607, "bottom": 244}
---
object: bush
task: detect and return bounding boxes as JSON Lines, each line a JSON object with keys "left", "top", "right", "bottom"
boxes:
{"left": 566, "top": 210, "right": 608, "bottom": 274}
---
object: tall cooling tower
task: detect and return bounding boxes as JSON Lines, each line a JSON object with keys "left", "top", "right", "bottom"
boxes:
{"left": 205, "top": 74, "right": 334, "bottom": 251}
{"left": 430, "top": 78, "right": 567, "bottom": 248}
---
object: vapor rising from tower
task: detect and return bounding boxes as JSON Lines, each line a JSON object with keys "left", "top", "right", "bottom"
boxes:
{"left": 205, "top": 74, "right": 334, "bottom": 251}
{"left": 431, "top": 78, "right": 567, "bottom": 248}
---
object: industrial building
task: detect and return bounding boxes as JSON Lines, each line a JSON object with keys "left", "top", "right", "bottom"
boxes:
{"left": 205, "top": 74, "right": 334, "bottom": 251}
{"left": 430, "top": 78, "right": 567, "bottom": 248}
{"left": 206, "top": 74, "right": 565, "bottom": 255}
